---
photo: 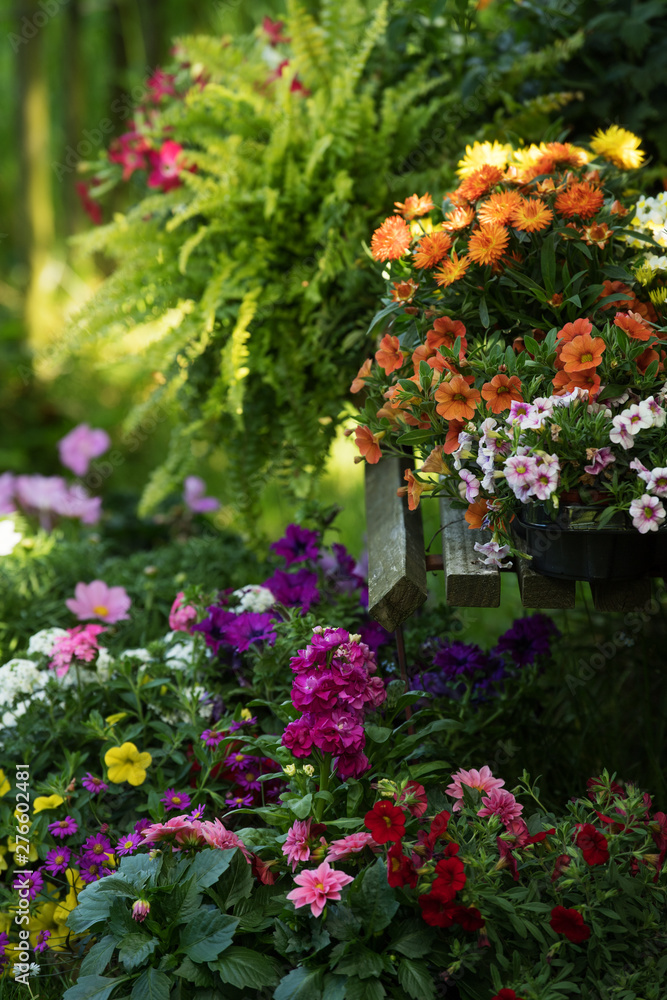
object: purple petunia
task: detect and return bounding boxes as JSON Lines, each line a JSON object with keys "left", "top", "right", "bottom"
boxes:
{"left": 271, "top": 524, "right": 320, "bottom": 566}
{"left": 43, "top": 847, "right": 72, "bottom": 875}
{"left": 116, "top": 833, "right": 142, "bottom": 856}
{"left": 192, "top": 606, "right": 237, "bottom": 654}
{"left": 263, "top": 568, "right": 320, "bottom": 614}
{"left": 161, "top": 789, "right": 192, "bottom": 813}
{"left": 82, "top": 773, "right": 108, "bottom": 795}
{"left": 491, "top": 614, "right": 560, "bottom": 668}
{"left": 223, "top": 612, "right": 277, "bottom": 652}
{"left": 48, "top": 816, "right": 78, "bottom": 839}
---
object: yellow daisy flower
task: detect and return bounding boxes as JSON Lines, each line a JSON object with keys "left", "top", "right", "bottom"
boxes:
{"left": 456, "top": 140, "right": 513, "bottom": 177}
{"left": 33, "top": 794, "right": 64, "bottom": 813}
{"left": 590, "top": 125, "right": 645, "bottom": 169}
{"left": 104, "top": 742, "right": 152, "bottom": 786}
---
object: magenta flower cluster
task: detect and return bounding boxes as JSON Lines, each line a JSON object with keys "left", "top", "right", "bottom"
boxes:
{"left": 281, "top": 627, "right": 386, "bottom": 779}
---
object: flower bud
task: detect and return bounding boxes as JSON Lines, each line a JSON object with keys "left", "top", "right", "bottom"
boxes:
{"left": 132, "top": 899, "right": 150, "bottom": 922}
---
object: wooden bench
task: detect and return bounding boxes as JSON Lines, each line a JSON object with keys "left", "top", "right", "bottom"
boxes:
{"left": 366, "top": 455, "right": 658, "bottom": 632}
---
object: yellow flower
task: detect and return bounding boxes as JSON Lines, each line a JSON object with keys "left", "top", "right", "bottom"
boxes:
{"left": 590, "top": 125, "right": 645, "bottom": 169}
{"left": 0, "top": 845, "right": 7, "bottom": 872}
{"left": 33, "top": 794, "right": 64, "bottom": 813}
{"left": 105, "top": 712, "right": 128, "bottom": 726}
{"left": 456, "top": 140, "right": 513, "bottom": 177}
{"left": 104, "top": 742, "right": 152, "bottom": 786}
{"left": 0, "top": 769, "right": 9, "bottom": 797}
{"left": 7, "top": 838, "right": 39, "bottom": 862}
{"left": 53, "top": 868, "right": 83, "bottom": 925}
{"left": 240, "top": 708, "right": 253, "bottom": 721}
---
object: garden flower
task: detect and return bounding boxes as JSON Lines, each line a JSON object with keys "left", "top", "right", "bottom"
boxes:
{"left": 43, "top": 847, "right": 71, "bottom": 875}
{"left": 263, "top": 568, "right": 320, "bottom": 612}
{"left": 434, "top": 250, "right": 470, "bottom": 287}
{"left": 492, "top": 992, "right": 525, "bottom": 1000}
{"left": 161, "top": 789, "right": 192, "bottom": 813}
{"left": 364, "top": 801, "right": 406, "bottom": 844}
{"left": 82, "top": 773, "right": 108, "bottom": 794}
{"left": 584, "top": 447, "right": 616, "bottom": 475}
{"left": 413, "top": 231, "right": 452, "bottom": 268}
{"left": 473, "top": 540, "right": 512, "bottom": 569}
{"left": 131, "top": 899, "right": 150, "bottom": 922}
{"left": 609, "top": 415, "right": 634, "bottom": 449}
{"left": 477, "top": 190, "right": 522, "bottom": 225}
{"left": 49, "top": 624, "right": 107, "bottom": 678}
{"left": 492, "top": 614, "right": 559, "bottom": 667}
{"left": 183, "top": 475, "right": 219, "bottom": 513}
{"left": 225, "top": 794, "right": 254, "bottom": 809}
{"left": 169, "top": 592, "right": 198, "bottom": 631}
{"left": 12, "top": 870, "right": 43, "bottom": 901}
{"left": 232, "top": 584, "right": 275, "bottom": 613}
{"left": 549, "top": 905, "right": 591, "bottom": 943}
{"left": 504, "top": 455, "right": 538, "bottom": 497}
{"left": 271, "top": 524, "right": 320, "bottom": 565}
{"left": 326, "top": 832, "right": 377, "bottom": 862}
{"left": 370, "top": 216, "right": 412, "bottom": 261}
{"left": 0, "top": 519, "right": 22, "bottom": 556}
{"left": 629, "top": 494, "right": 666, "bottom": 533}
{"left": 222, "top": 612, "right": 277, "bottom": 652}
{"left": 510, "top": 197, "right": 554, "bottom": 232}
{"left": 34, "top": 930, "right": 51, "bottom": 954}
{"left": 396, "top": 780, "right": 429, "bottom": 817}
{"left": 458, "top": 469, "right": 480, "bottom": 503}
{"left": 394, "top": 192, "right": 435, "bottom": 219}
{"left": 350, "top": 357, "right": 373, "bottom": 392}
{"left": 482, "top": 374, "right": 523, "bottom": 413}
{"left": 530, "top": 459, "right": 559, "bottom": 500}
{"left": 199, "top": 819, "right": 251, "bottom": 861}
{"left": 466, "top": 223, "right": 510, "bottom": 266}
{"left": 591, "top": 124, "right": 644, "bottom": 169}
{"left": 147, "top": 139, "right": 185, "bottom": 191}
{"left": 446, "top": 767, "right": 504, "bottom": 811}
{"left": 116, "top": 834, "right": 142, "bottom": 856}
{"left": 375, "top": 333, "right": 405, "bottom": 374}
{"left": 286, "top": 861, "right": 354, "bottom": 917}
{"left": 57, "top": 424, "right": 110, "bottom": 476}
{"left": 560, "top": 333, "right": 606, "bottom": 372}
{"left": 644, "top": 467, "right": 667, "bottom": 496}
{"left": 104, "top": 743, "right": 152, "bottom": 786}
{"left": 200, "top": 728, "right": 226, "bottom": 748}
{"left": 418, "top": 890, "right": 457, "bottom": 927}
{"left": 386, "top": 843, "right": 418, "bottom": 888}
{"left": 434, "top": 376, "right": 481, "bottom": 421}
{"left": 478, "top": 788, "right": 524, "bottom": 826}
{"left": 81, "top": 833, "right": 112, "bottom": 858}
{"left": 47, "top": 816, "right": 78, "bottom": 838}
{"left": 433, "top": 855, "right": 466, "bottom": 899}
{"left": 33, "top": 794, "right": 64, "bottom": 813}
{"left": 575, "top": 823, "right": 609, "bottom": 865}
{"left": 66, "top": 581, "right": 130, "bottom": 623}
{"left": 283, "top": 819, "right": 316, "bottom": 870}
{"left": 555, "top": 181, "right": 604, "bottom": 219}
{"left": 456, "top": 163, "right": 504, "bottom": 202}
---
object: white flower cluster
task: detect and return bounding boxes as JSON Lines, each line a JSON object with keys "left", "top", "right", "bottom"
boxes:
{"left": 27, "top": 628, "right": 68, "bottom": 656}
{"left": 609, "top": 395, "right": 666, "bottom": 450}
{"left": 0, "top": 658, "right": 46, "bottom": 727}
{"left": 626, "top": 193, "right": 667, "bottom": 272}
{"left": 232, "top": 584, "right": 275, "bottom": 613}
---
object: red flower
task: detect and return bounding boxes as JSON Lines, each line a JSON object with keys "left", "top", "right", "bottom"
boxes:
{"left": 364, "top": 801, "right": 406, "bottom": 844}
{"left": 452, "top": 905, "right": 484, "bottom": 931}
{"left": 551, "top": 854, "right": 571, "bottom": 882}
{"left": 396, "top": 780, "right": 428, "bottom": 817}
{"left": 492, "top": 991, "right": 525, "bottom": 1000}
{"left": 375, "top": 334, "right": 405, "bottom": 374}
{"left": 426, "top": 810, "right": 451, "bottom": 849}
{"left": 433, "top": 855, "right": 466, "bottom": 899}
{"left": 147, "top": 140, "right": 186, "bottom": 192}
{"left": 549, "top": 906, "right": 591, "bottom": 944}
{"left": 386, "top": 842, "right": 418, "bottom": 888}
{"left": 575, "top": 824, "right": 609, "bottom": 866}
{"left": 418, "top": 891, "right": 457, "bottom": 927}
{"left": 75, "top": 181, "right": 102, "bottom": 225}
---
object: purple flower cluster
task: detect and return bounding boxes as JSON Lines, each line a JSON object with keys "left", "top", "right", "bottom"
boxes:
{"left": 271, "top": 524, "right": 320, "bottom": 566}
{"left": 193, "top": 608, "right": 277, "bottom": 655}
{"left": 0, "top": 931, "right": 10, "bottom": 971}
{"left": 491, "top": 614, "right": 560, "bottom": 668}
{"left": 0, "top": 472, "right": 101, "bottom": 529}
{"left": 281, "top": 627, "right": 386, "bottom": 779}
{"left": 263, "top": 568, "right": 320, "bottom": 613}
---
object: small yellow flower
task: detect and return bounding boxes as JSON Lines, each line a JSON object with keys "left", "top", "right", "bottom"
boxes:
{"left": 0, "top": 769, "right": 10, "bottom": 797}
{"left": 104, "top": 742, "right": 152, "bottom": 786}
{"left": 240, "top": 708, "right": 253, "bottom": 721}
{"left": 33, "top": 794, "right": 65, "bottom": 813}
{"left": 282, "top": 764, "right": 296, "bottom": 777}
{"left": 105, "top": 712, "right": 128, "bottom": 726}
{"left": 53, "top": 869, "right": 83, "bottom": 925}
{"left": 0, "top": 845, "right": 7, "bottom": 872}
{"left": 7, "top": 838, "right": 39, "bottom": 862}
{"left": 457, "top": 140, "right": 513, "bottom": 177}
{"left": 590, "top": 124, "right": 645, "bottom": 169}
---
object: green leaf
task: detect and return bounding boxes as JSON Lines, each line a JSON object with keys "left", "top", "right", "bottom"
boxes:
{"left": 211, "top": 946, "right": 281, "bottom": 988}
{"left": 322, "top": 973, "right": 347, "bottom": 1000}
{"left": 174, "top": 955, "right": 212, "bottom": 986}
{"left": 391, "top": 921, "right": 436, "bottom": 958}
{"left": 398, "top": 958, "right": 436, "bottom": 1000}
{"left": 189, "top": 848, "right": 237, "bottom": 888}
{"left": 213, "top": 850, "right": 253, "bottom": 909}
{"left": 479, "top": 296, "right": 490, "bottom": 328}
{"left": 117, "top": 854, "right": 163, "bottom": 889}
{"left": 180, "top": 909, "right": 238, "bottom": 963}
{"left": 118, "top": 932, "right": 159, "bottom": 972}
{"left": 63, "top": 976, "right": 119, "bottom": 1000}
{"left": 351, "top": 858, "right": 399, "bottom": 934}
{"left": 173, "top": 876, "right": 203, "bottom": 924}
{"left": 540, "top": 233, "right": 556, "bottom": 296}
{"left": 289, "top": 792, "right": 313, "bottom": 819}
{"left": 326, "top": 904, "right": 362, "bottom": 941}
{"left": 274, "top": 966, "right": 323, "bottom": 1000}
{"left": 334, "top": 944, "right": 383, "bottom": 978}
{"left": 365, "top": 725, "right": 392, "bottom": 743}
{"left": 67, "top": 880, "right": 114, "bottom": 933}
{"left": 130, "top": 968, "right": 171, "bottom": 1000}
{"left": 79, "top": 935, "right": 117, "bottom": 977}
{"left": 344, "top": 977, "right": 386, "bottom": 1000}
{"left": 367, "top": 301, "right": 401, "bottom": 335}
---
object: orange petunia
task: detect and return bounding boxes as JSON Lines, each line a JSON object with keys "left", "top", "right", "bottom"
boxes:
{"left": 454, "top": 164, "right": 505, "bottom": 203}
{"left": 394, "top": 192, "right": 435, "bottom": 220}
{"left": 466, "top": 224, "right": 510, "bottom": 266}
{"left": 598, "top": 280, "right": 634, "bottom": 311}
{"left": 412, "top": 343, "right": 437, "bottom": 371}
{"left": 510, "top": 197, "right": 554, "bottom": 232}
{"left": 390, "top": 278, "right": 420, "bottom": 303}
{"left": 434, "top": 252, "right": 470, "bottom": 288}
{"left": 427, "top": 353, "right": 475, "bottom": 382}
{"left": 560, "top": 333, "right": 606, "bottom": 372}
{"left": 481, "top": 373, "right": 524, "bottom": 413}
{"left": 477, "top": 191, "right": 522, "bottom": 226}
{"left": 426, "top": 316, "right": 467, "bottom": 355}
{"left": 556, "top": 317, "right": 593, "bottom": 343}
{"left": 554, "top": 181, "right": 604, "bottom": 220}
{"left": 434, "top": 375, "right": 481, "bottom": 421}
{"left": 413, "top": 231, "right": 453, "bottom": 269}
{"left": 371, "top": 216, "right": 412, "bottom": 261}
{"left": 613, "top": 311, "right": 654, "bottom": 342}
{"left": 464, "top": 498, "right": 489, "bottom": 530}
{"left": 442, "top": 206, "right": 476, "bottom": 231}
{"left": 397, "top": 468, "right": 433, "bottom": 510}
{"left": 444, "top": 419, "right": 465, "bottom": 453}
{"left": 420, "top": 446, "right": 450, "bottom": 474}
{"left": 350, "top": 357, "right": 372, "bottom": 393}
{"left": 636, "top": 346, "right": 661, "bottom": 374}
{"left": 552, "top": 368, "right": 601, "bottom": 398}
{"left": 375, "top": 334, "right": 405, "bottom": 374}
{"left": 354, "top": 426, "right": 383, "bottom": 464}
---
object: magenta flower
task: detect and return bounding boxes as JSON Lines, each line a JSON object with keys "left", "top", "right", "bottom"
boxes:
{"left": 187, "top": 804, "right": 206, "bottom": 821}
{"left": 161, "top": 789, "right": 192, "bottom": 813}
{"left": 147, "top": 139, "right": 185, "bottom": 192}
{"left": 584, "top": 446, "right": 616, "bottom": 476}
{"left": 225, "top": 793, "right": 254, "bottom": 809}
{"left": 34, "top": 929, "right": 51, "bottom": 954}
{"left": 169, "top": 592, "right": 198, "bottom": 632}
{"left": 43, "top": 847, "right": 72, "bottom": 875}
{"left": 286, "top": 861, "right": 354, "bottom": 918}
{"left": 79, "top": 857, "right": 110, "bottom": 884}
{"left": 116, "top": 833, "right": 142, "bottom": 856}
{"left": 47, "top": 816, "right": 78, "bottom": 839}
{"left": 199, "top": 819, "right": 251, "bottom": 861}
{"left": 13, "top": 870, "right": 43, "bottom": 901}
{"left": 49, "top": 624, "right": 107, "bottom": 678}
{"left": 183, "top": 475, "right": 219, "bottom": 513}
{"left": 108, "top": 128, "right": 150, "bottom": 180}
{"left": 200, "top": 729, "right": 226, "bottom": 748}
{"left": 66, "top": 580, "right": 131, "bottom": 624}
{"left": 146, "top": 69, "right": 176, "bottom": 103}
{"left": 132, "top": 899, "right": 150, "bottom": 922}
{"left": 282, "top": 819, "right": 315, "bottom": 871}
{"left": 58, "top": 424, "right": 111, "bottom": 477}
{"left": 445, "top": 767, "right": 505, "bottom": 813}
{"left": 478, "top": 788, "right": 524, "bottom": 826}
{"left": 82, "top": 833, "right": 113, "bottom": 858}
{"left": 140, "top": 816, "right": 205, "bottom": 847}
{"left": 82, "top": 773, "right": 108, "bottom": 795}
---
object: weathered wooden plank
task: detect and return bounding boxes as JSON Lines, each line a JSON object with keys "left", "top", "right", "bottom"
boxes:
{"left": 365, "top": 455, "right": 428, "bottom": 631}
{"left": 513, "top": 535, "right": 576, "bottom": 609}
{"left": 440, "top": 496, "right": 501, "bottom": 607}
{"left": 590, "top": 578, "right": 652, "bottom": 612}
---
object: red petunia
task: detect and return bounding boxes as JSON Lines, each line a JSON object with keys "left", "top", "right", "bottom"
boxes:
{"left": 426, "top": 809, "right": 451, "bottom": 849}
{"left": 549, "top": 905, "right": 591, "bottom": 944}
{"left": 492, "top": 991, "right": 525, "bottom": 1000}
{"left": 433, "top": 855, "right": 466, "bottom": 899}
{"left": 418, "top": 891, "right": 457, "bottom": 927}
{"left": 386, "top": 842, "right": 418, "bottom": 888}
{"left": 575, "top": 824, "right": 609, "bottom": 866}
{"left": 364, "top": 801, "right": 406, "bottom": 844}
{"left": 452, "top": 905, "right": 484, "bottom": 931}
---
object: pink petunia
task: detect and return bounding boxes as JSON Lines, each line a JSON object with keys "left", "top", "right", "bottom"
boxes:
{"left": 282, "top": 819, "right": 314, "bottom": 871}
{"left": 58, "top": 424, "right": 110, "bottom": 477}
{"left": 446, "top": 766, "right": 505, "bottom": 812}
{"left": 66, "top": 580, "right": 131, "bottom": 623}
{"left": 183, "top": 475, "right": 219, "bottom": 513}
{"left": 286, "top": 861, "right": 354, "bottom": 917}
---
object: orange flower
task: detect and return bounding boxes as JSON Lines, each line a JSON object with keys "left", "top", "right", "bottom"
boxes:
{"left": 598, "top": 280, "right": 634, "bottom": 311}
{"left": 354, "top": 426, "right": 383, "bottom": 464}
{"left": 413, "top": 231, "right": 452, "bottom": 269}
{"left": 420, "top": 446, "right": 450, "bottom": 474}
{"left": 560, "top": 333, "right": 606, "bottom": 372}
{"left": 552, "top": 369, "right": 601, "bottom": 398}
{"left": 477, "top": 191, "right": 522, "bottom": 225}
{"left": 614, "top": 311, "right": 654, "bottom": 342}
{"left": 412, "top": 343, "right": 436, "bottom": 371}
{"left": 582, "top": 222, "right": 613, "bottom": 248}
{"left": 397, "top": 468, "right": 433, "bottom": 510}
{"left": 555, "top": 181, "right": 604, "bottom": 220}
{"left": 426, "top": 316, "right": 467, "bottom": 355}
{"left": 510, "top": 197, "right": 554, "bottom": 232}
{"left": 481, "top": 373, "right": 524, "bottom": 413}
{"left": 454, "top": 164, "right": 504, "bottom": 203}
{"left": 427, "top": 353, "right": 474, "bottom": 381}
{"left": 390, "top": 278, "right": 420, "bottom": 303}
{"left": 444, "top": 419, "right": 465, "bottom": 453}
{"left": 434, "top": 375, "right": 481, "bottom": 421}
{"left": 434, "top": 252, "right": 470, "bottom": 288}
{"left": 537, "top": 141, "right": 588, "bottom": 169}
{"left": 442, "top": 206, "right": 476, "bottom": 231}
{"left": 464, "top": 498, "right": 489, "bottom": 529}
{"left": 394, "top": 192, "right": 435, "bottom": 220}
{"left": 636, "top": 346, "right": 661, "bottom": 374}
{"left": 556, "top": 317, "right": 592, "bottom": 343}
{"left": 375, "top": 334, "right": 405, "bottom": 374}
{"left": 371, "top": 216, "right": 412, "bottom": 261}
{"left": 466, "top": 224, "right": 510, "bottom": 266}
{"left": 350, "top": 358, "right": 372, "bottom": 393}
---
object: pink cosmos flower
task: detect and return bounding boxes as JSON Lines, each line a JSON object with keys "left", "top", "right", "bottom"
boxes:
{"left": 286, "top": 861, "right": 354, "bottom": 917}
{"left": 148, "top": 140, "right": 186, "bottom": 191}
{"left": 66, "top": 580, "right": 131, "bottom": 623}
{"left": 478, "top": 788, "right": 524, "bottom": 826}
{"left": 446, "top": 767, "right": 505, "bottom": 812}
{"left": 282, "top": 819, "right": 314, "bottom": 871}
{"left": 49, "top": 624, "right": 106, "bottom": 678}
{"left": 0, "top": 472, "right": 15, "bottom": 514}
{"left": 169, "top": 592, "right": 198, "bottom": 631}
{"left": 629, "top": 494, "right": 666, "bottom": 533}
{"left": 325, "top": 832, "right": 377, "bottom": 862}
{"left": 58, "top": 424, "right": 111, "bottom": 476}
{"left": 183, "top": 475, "right": 219, "bottom": 513}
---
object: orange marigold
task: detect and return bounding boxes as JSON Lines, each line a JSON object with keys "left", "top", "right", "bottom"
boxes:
{"left": 413, "top": 231, "right": 453, "bottom": 269}
{"left": 560, "top": 333, "right": 606, "bottom": 372}
{"left": 371, "top": 216, "right": 412, "bottom": 261}
{"left": 481, "top": 373, "right": 524, "bottom": 413}
{"left": 394, "top": 192, "right": 435, "bottom": 220}
{"left": 434, "top": 252, "right": 471, "bottom": 288}
{"left": 466, "top": 224, "right": 510, "bottom": 266}
{"left": 555, "top": 181, "right": 604, "bottom": 220}
{"left": 614, "top": 311, "right": 654, "bottom": 342}
{"left": 464, "top": 498, "right": 489, "bottom": 530}
{"left": 477, "top": 191, "right": 522, "bottom": 226}
{"left": 442, "top": 206, "right": 476, "bottom": 231}
{"left": 390, "top": 278, "right": 420, "bottom": 303}
{"left": 454, "top": 164, "right": 505, "bottom": 203}
{"left": 434, "top": 375, "right": 481, "bottom": 421}
{"left": 375, "top": 334, "right": 405, "bottom": 374}
{"left": 350, "top": 358, "right": 372, "bottom": 393}
{"left": 354, "top": 426, "right": 383, "bottom": 464}
{"left": 510, "top": 197, "right": 554, "bottom": 232}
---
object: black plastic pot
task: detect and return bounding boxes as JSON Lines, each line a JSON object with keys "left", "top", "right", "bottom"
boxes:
{"left": 514, "top": 503, "right": 667, "bottom": 582}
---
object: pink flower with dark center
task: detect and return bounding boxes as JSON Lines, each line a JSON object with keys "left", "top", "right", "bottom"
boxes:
{"left": 446, "top": 767, "right": 505, "bottom": 812}
{"left": 646, "top": 467, "right": 667, "bottom": 497}
{"left": 169, "top": 592, "right": 198, "bottom": 631}
{"left": 478, "top": 788, "right": 524, "bottom": 826}
{"left": 147, "top": 140, "right": 186, "bottom": 192}
{"left": 66, "top": 580, "right": 131, "bottom": 624}
{"left": 49, "top": 624, "right": 107, "bottom": 678}
{"left": 504, "top": 455, "right": 538, "bottom": 496}
{"left": 458, "top": 469, "right": 480, "bottom": 503}
{"left": 286, "top": 861, "right": 354, "bottom": 917}
{"left": 183, "top": 475, "right": 219, "bottom": 513}
{"left": 584, "top": 446, "right": 616, "bottom": 475}
{"left": 325, "top": 832, "right": 377, "bottom": 862}
{"left": 58, "top": 424, "right": 111, "bottom": 477}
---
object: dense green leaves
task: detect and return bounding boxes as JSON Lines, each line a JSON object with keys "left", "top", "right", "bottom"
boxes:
{"left": 179, "top": 909, "right": 239, "bottom": 963}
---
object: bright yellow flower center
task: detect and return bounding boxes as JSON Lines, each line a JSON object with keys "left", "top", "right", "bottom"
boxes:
{"left": 93, "top": 605, "right": 109, "bottom": 617}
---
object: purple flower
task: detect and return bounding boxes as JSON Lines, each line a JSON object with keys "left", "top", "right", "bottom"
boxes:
{"left": 200, "top": 728, "right": 226, "bottom": 748}
{"left": 432, "top": 640, "right": 493, "bottom": 682}
{"left": 134, "top": 817, "right": 152, "bottom": 836}
{"left": 81, "top": 833, "right": 113, "bottom": 858}
{"left": 184, "top": 475, "right": 219, "bottom": 513}
{"left": 116, "top": 833, "right": 142, "bottom": 856}
{"left": 225, "top": 793, "right": 254, "bottom": 809}
{"left": 358, "top": 621, "right": 393, "bottom": 653}
{"left": 161, "top": 789, "right": 192, "bottom": 813}
{"left": 34, "top": 929, "right": 51, "bottom": 954}
{"left": 263, "top": 568, "right": 320, "bottom": 613}
{"left": 491, "top": 614, "right": 560, "bottom": 668}
{"left": 187, "top": 803, "right": 206, "bottom": 820}
{"left": 79, "top": 857, "right": 110, "bottom": 884}
{"left": 0, "top": 931, "right": 9, "bottom": 971}
{"left": 192, "top": 606, "right": 237, "bottom": 654}
{"left": 271, "top": 524, "right": 320, "bottom": 566}
{"left": 82, "top": 773, "right": 109, "bottom": 794}
{"left": 223, "top": 612, "right": 277, "bottom": 652}
{"left": 44, "top": 847, "right": 72, "bottom": 875}
{"left": 13, "top": 869, "right": 43, "bottom": 901}
{"left": 228, "top": 715, "right": 257, "bottom": 732}
{"left": 58, "top": 424, "right": 111, "bottom": 477}
{"left": 48, "top": 816, "right": 78, "bottom": 838}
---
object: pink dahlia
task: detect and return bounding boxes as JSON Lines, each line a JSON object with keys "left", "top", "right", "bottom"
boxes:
{"left": 445, "top": 766, "right": 505, "bottom": 812}
{"left": 286, "top": 861, "right": 354, "bottom": 917}
{"left": 478, "top": 788, "right": 524, "bottom": 826}
{"left": 282, "top": 819, "right": 314, "bottom": 871}
{"left": 58, "top": 424, "right": 111, "bottom": 477}
{"left": 325, "top": 831, "right": 377, "bottom": 862}
{"left": 200, "top": 819, "right": 251, "bottom": 862}
{"left": 66, "top": 580, "right": 131, "bottom": 623}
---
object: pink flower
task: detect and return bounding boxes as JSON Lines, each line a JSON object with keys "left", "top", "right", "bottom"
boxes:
{"left": 262, "top": 16, "right": 290, "bottom": 45}
{"left": 282, "top": 819, "right": 314, "bottom": 871}
{"left": 132, "top": 899, "right": 150, "bottom": 922}
{"left": 58, "top": 424, "right": 111, "bottom": 477}
{"left": 286, "top": 861, "right": 354, "bottom": 917}
{"left": 66, "top": 580, "right": 131, "bottom": 623}
{"left": 0, "top": 472, "right": 15, "bottom": 514}
{"left": 396, "top": 780, "right": 429, "bottom": 817}
{"left": 334, "top": 751, "right": 370, "bottom": 780}
{"left": 446, "top": 766, "right": 505, "bottom": 812}
{"left": 200, "top": 819, "right": 251, "bottom": 862}
{"left": 169, "top": 592, "right": 197, "bottom": 631}
{"left": 183, "top": 475, "right": 219, "bottom": 513}
{"left": 478, "top": 788, "right": 524, "bottom": 826}
{"left": 108, "top": 128, "right": 150, "bottom": 181}
{"left": 49, "top": 625, "right": 106, "bottom": 678}
{"left": 325, "top": 832, "right": 377, "bottom": 862}
{"left": 629, "top": 494, "right": 666, "bottom": 533}
{"left": 147, "top": 140, "right": 186, "bottom": 192}
{"left": 140, "top": 816, "right": 204, "bottom": 847}
{"left": 75, "top": 182, "right": 103, "bottom": 226}
{"left": 584, "top": 447, "right": 616, "bottom": 476}
{"left": 147, "top": 69, "right": 177, "bottom": 102}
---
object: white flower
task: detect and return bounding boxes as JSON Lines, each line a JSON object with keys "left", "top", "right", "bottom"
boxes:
{"left": 639, "top": 396, "right": 666, "bottom": 427}
{"left": 629, "top": 494, "right": 666, "bottom": 533}
{"left": 95, "top": 647, "right": 114, "bottom": 681}
{"left": 164, "top": 633, "right": 196, "bottom": 669}
{"left": 119, "top": 647, "right": 152, "bottom": 663}
{"left": 529, "top": 458, "right": 560, "bottom": 500}
{"left": 609, "top": 415, "right": 634, "bottom": 449}
{"left": 27, "top": 628, "right": 68, "bottom": 657}
{"left": 645, "top": 467, "right": 667, "bottom": 497}
{"left": 0, "top": 519, "right": 22, "bottom": 556}
{"left": 624, "top": 403, "right": 652, "bottom": 434}
{"left": 474, "top": 540, "right": 512, "bottom": 569}
{"left": 232, "top": 585, "right": 275, "bottom": 614}
{"left": 458, "top": 469, "right": 480, "bottom": 503}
